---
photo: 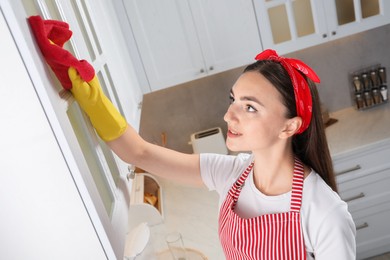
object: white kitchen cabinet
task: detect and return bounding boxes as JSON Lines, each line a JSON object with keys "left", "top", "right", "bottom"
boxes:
{"left": 1, "top": 0, "right": 145, "bottom": 258}
{"left": 334, "top": 140, "right": 390, "bottom": 259}
{"left": 253, "top": 0, "right": 390, "bottom": 55}
{"left": 0, "top": 5, "right": 107, "bottom": 258}
{"left": 119, "top": 0, "right": 262, "bottom": 92}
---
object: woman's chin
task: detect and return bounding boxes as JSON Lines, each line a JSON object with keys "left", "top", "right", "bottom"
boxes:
{"left": 226, "top": 142, "right": 240, "bottom": 153}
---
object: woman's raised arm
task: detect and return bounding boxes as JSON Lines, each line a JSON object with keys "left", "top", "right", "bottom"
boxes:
{"left": 69, "top": 67, "right": 203, "bottom": 186}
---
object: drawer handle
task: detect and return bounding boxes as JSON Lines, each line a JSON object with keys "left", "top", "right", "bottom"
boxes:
{"left": 356, "top": 222, "right": 369, "bottom": 230}
{"left": 336, "top": 165, "right": 361, "bottom": 175}
{"left": 344, "top": 192, "right": 365, "bottom": 203}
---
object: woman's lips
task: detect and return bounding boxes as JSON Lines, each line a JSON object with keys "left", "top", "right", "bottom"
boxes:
{"left": 227, "top": 128, "right": 242, "bottom": 138}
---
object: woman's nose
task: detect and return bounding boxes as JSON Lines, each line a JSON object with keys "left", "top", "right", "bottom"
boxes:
{"left": 224, "top": 104, "right": 237, "bottom": 123}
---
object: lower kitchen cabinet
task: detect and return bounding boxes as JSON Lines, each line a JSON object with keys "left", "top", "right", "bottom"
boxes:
{"left": 334, "top": 140, "right": 390, "bottom": 259}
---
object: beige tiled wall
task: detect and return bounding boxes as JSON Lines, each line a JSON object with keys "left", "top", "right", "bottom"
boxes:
{"left": 139, "top": 24, "right": 390, "bottom": 153}
{"left": 139, "top": 66, "right": 243, "bottom": 153}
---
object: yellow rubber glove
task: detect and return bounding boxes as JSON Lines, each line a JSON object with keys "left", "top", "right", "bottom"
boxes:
{"left": 68, "top": 67, "right": 127, "bottom": 142}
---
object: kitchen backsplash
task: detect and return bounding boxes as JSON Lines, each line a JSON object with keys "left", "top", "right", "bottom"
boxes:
{"left": 139, "top": 24, "right": 390, "bottom": 153}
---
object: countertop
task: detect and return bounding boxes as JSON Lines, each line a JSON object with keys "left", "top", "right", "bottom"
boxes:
{"left": 326, "top": 102, "right": 390, "bottom": 157}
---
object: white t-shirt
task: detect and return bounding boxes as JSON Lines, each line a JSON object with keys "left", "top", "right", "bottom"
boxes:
{"left": 200, "top": 153, "right": 356, "bottom": 260}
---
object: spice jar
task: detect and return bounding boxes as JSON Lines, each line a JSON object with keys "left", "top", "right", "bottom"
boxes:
{"left": 361, "top": 73, "right": 370, "bottom": 90}
{"left": 370, "top": 70, "right": 379, "bottom": 87}
{"left": 372, "top": 88, "right": 381, "bottom": 104}
{"left": 352, "top": 76, "right": 362, "bottom": 92}
{"left": 355, "top": 93, "right": 364, "bottom": 109}
{"left": 380, "top": 85, "right": 388, "bottom": 101}
{"left": 363, "top": 91, "right": 373, "bottom": 107}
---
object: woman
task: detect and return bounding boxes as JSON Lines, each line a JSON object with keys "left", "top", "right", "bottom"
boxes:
{"left": 69, "top": 49, "right": 356, "bottom": 259}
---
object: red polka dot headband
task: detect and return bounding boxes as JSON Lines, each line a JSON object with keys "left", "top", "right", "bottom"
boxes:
{"left": 255, "top": 49, "right": 321, "bottom": 134}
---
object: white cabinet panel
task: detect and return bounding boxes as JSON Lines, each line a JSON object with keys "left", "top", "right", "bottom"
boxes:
{"left": 121, "top": 0, "right": 262, "bottom": 91}
{"left": 123, "top": 0, "right": 205, "bottom": 91}
{"left": 333, "top": 140, "right": 390, "bottom": 259}
{"left": 189, "top": 0, "right": 262, "bottom": 75}
{"left": 2, "top": 0, "right": 144, "bottom": 258}
{"left": 253, "top": 0, "right": 390, "bottom": 55}
{"left": 253, "top": 0, "right": 328, "bottom": 55}
{"left": 0, "top": 6, "right": 106, "bottom": 259}
{"left": 353, "top": 202, "right": 390, "bottom": 260}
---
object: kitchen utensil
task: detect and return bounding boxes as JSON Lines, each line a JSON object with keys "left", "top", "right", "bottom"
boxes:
{"left": 166, "top": 232, "right": 187, "bottom": 260}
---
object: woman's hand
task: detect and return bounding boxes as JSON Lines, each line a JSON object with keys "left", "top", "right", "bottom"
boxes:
{"left": 68, "top": 67, "right": 127, "bottom": 141}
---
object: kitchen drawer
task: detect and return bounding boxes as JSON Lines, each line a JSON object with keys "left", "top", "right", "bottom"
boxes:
{"left": 354, "top": 202, "right": 390, "bottom": 259}
{"left": 334, "top": 141, "right": 390, "bottom": 184}
{"left": 338, "top": 167, "right": 390, "bottom": 212}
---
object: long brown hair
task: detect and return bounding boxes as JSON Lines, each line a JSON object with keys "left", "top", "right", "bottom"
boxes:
{"left": 244, "top": 60, "right": 338, "bottom": 192}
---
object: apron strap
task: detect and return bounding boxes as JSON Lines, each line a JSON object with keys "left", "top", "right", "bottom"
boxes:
{"left": 228, "top": 162, "right": 254, "bottom": 204}
{"left": 290, "top": 157, "right": 305, "bottom": 212}
{"left": 227, "top": 158, "right": 305, "bottom": 212}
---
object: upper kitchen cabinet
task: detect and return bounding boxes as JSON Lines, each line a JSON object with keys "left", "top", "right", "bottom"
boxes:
{"left": 253, "top": 0, "right": 390, "bottom": 55}
{"left": 120, "top": 0, "right": 262, "bottom": 92}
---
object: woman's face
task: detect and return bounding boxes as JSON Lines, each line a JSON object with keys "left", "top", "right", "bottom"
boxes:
{"left": 224, "top": 71, "right": 290, "bottom": 152}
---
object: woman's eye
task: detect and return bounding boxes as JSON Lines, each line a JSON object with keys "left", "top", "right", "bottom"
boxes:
{"left": 245, "top": 105, "right": 257, "bottom": 112}
{"left": 229, "top": 95, "right": 235, "bottom": 104}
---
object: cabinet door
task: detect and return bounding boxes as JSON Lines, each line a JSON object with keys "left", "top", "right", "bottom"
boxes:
{"left": 189, "top": 0, "right": 262, "bottom": 75}
{"left": 123, "top": 0, "right": 205, "bottom": 91}
{"left": 324, "top": 0, "right": 390, "bottom": 40}
{"left": 13, "top": 0, "right": 140, "bottom": 258}
{"left": 253, "top": 0, "right": 390, "bottom": 55}
{"left": 253, "top": 0, "right": 328, "bottom": 55}
{"left": 0, "top": 6, "right": 106, "bottom": 259}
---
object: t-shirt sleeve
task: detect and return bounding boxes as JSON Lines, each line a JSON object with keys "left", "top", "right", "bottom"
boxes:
{"left": 200, "top": 153, "right": 251, "bottom": 196}
{"left": 302, "top": 174, "right": 356, "bottom": 259}
{"left": 312, "top": 202, "right": 356, "bottom": 259}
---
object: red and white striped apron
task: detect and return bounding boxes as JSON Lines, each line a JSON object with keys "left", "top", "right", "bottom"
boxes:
{"left": 219, "top": 158, "right": 306, "bottom": 260}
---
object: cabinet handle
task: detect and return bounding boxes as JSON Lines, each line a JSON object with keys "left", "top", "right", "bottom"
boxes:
{"left": 127, "top": 165, "right": 135, "bottom": 182}
{"left": 356, "top": 222, "right": 369, "bottom": 230}
{"left": 336, "top": 165, "right": 361, "bottom": 175}
{"left": 209, "top": 66, "right": 214, "bottom": 71}
{"left": 322, "top": 33, "right": 327, "bottom": 38}
{"left": 343, "top": 192, "right": 365, "bottom": 203}
{"left": 200, "top": 68, "right": 205, "bottom": 73}
{"left": 332, "top": 31, "right": 336, "bottom": 36}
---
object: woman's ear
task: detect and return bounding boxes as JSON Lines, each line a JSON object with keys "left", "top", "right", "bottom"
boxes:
{"left": 279, "top": 117, "right": 302, "bottom": 139}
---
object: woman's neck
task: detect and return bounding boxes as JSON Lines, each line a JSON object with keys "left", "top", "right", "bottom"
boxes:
{"left": 251, "top": 149, "right": 296, "bottom": 196}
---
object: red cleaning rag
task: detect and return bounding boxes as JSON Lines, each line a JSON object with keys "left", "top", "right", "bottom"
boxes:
{"left": 28, "top": 15, "right": 95, "bottom": 90}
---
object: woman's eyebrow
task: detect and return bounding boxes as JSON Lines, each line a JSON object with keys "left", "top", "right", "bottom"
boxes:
{"left": 231, "top": 89, "right": 264, "bottom": 106}
{"left": 241, "top": 96, "right": 263, "bottom": 106}
{"left": 230, "top": 89, "right": 264, "bottom": 107}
